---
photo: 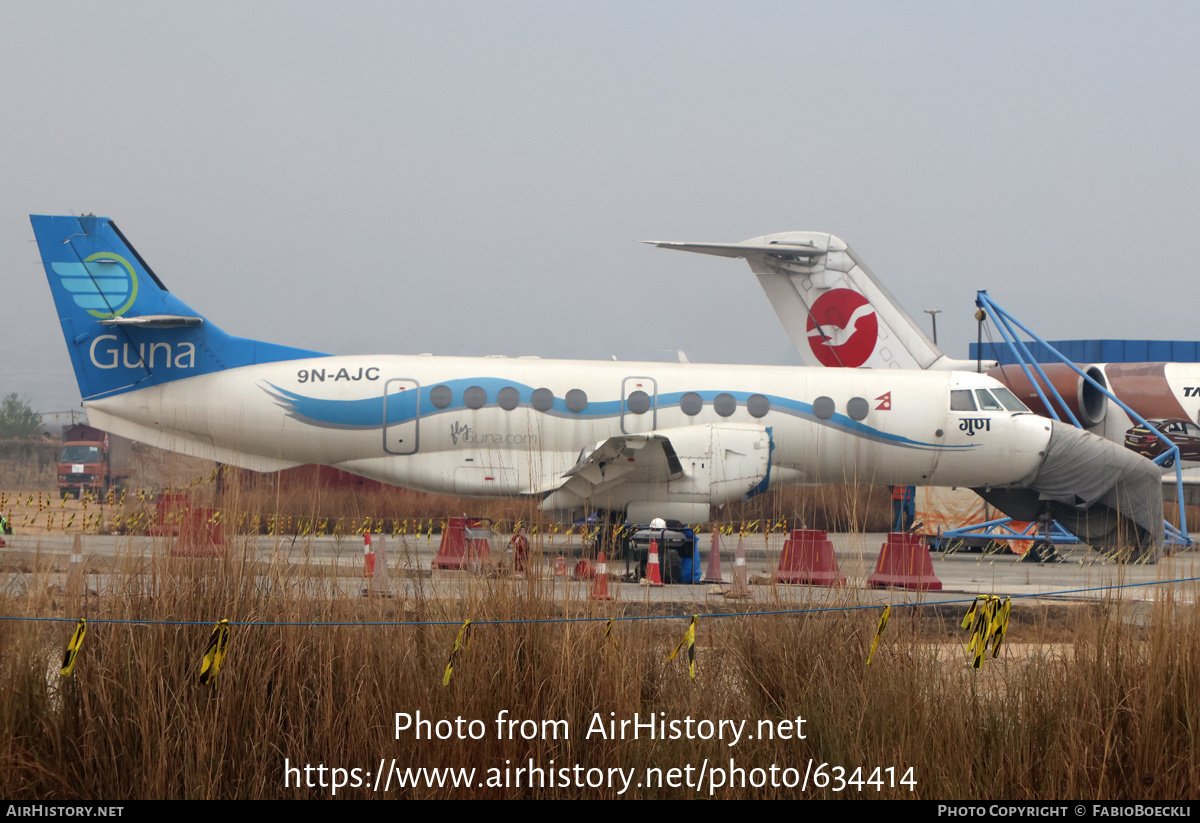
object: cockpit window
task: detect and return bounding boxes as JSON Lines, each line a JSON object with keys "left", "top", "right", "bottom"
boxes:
{"left": 950, "top": 390, "right": 977, "bottom": 411}
{"left": 975, "top": 389, "right": 1004, "bottom": 411}
{"left": 991, "top": 387, "right": 1030, "bottom": 413}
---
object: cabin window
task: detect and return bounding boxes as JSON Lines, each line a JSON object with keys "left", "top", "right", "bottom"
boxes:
{"left": 747, "top": 394, "right": 770, "bottom": 418}
{"left": 991, "top": 387, "right": 1030, "bottom": 413}
{"left": 565, "top": 389, "right": 588, "bottom": 413}
{"left": 463, "top": 386, "right": 487, "bottom": 410}
{"left": 950, "top": 390, "right": 977, "bottom": 411}
{"left": 975, "top": 389, "right": 1004, "bottom": 411}
{"left": 497, "top": 386, "right": 520, "bottom": 411}
{"left": 714, "top": 393, "right": 736, "bottom": 417}
{"left": 430, "top": 385, "right": 452, "bottom": 409}
{"left": 680, "top": 392, "right": 703, "bottom": 416}
{"left": 846, "top": 397, "right": 869, "bottom": 421}
{"left": 627, "top": 390, "right": 651, "bottom": 414}
{"left": 532, "top": 388, "right": 554, "bottom": 412}
{"left": 813, "top": 396, "right": 835, "bottom": 420}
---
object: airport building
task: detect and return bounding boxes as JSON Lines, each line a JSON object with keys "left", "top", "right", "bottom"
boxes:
{"left": 970, "top": 340, "right": 1200, "bottom": 365}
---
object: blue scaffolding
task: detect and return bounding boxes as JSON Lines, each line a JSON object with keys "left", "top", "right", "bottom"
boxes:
{"left": 936, "top": 292, "right": 1191, "bottom": 552}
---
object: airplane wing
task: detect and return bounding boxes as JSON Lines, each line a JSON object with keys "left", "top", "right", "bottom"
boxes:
{"left": 537, "top": 424, "right": 772, "bottom": 514}
{"left": 548, "top": 433, "right": 684, "bottom": 498}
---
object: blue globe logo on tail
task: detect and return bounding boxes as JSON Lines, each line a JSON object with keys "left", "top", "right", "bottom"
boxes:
{"left": 51, "top": 252, "right": 139, "bottom": 319}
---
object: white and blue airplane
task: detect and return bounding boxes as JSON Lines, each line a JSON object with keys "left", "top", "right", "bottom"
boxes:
{"left": 31, "top": 215, "right": 1163, "bottom": 555}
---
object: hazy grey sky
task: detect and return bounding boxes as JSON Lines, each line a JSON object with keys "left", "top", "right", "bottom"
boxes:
{"left": 4, "top": 2, "right": 1199, "bottom": 416}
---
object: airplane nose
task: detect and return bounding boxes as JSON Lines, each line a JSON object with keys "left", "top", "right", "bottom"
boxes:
{"left": 976, "top": 420, "right": 1164, "bottom": 561}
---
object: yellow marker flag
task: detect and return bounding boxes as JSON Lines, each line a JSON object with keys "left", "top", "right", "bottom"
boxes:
{"left": 989, "top": 597, "right": 1012, "bottom": 658}
{"left": 61, "top": 619, "right": 87, "bottom": 677}
{"left": 198, "top": 619, "right": 231, "bottom": 688}
{"left": 968, "top": 596, "right": 999, "bottom": 669}
{"left": 961, "top": 595, "right": 987, "bottom": 630}
{"left": 443, "top": 619, "right": 472, "bottom": 687}
{"left": 866, "top": 605, "right": 891, "bottom": 666}
{"left": 603, "top": 617, "right": 618, "bottom": 649}
{"left": 666, "top": 615, "right": 698, "bottom": 679}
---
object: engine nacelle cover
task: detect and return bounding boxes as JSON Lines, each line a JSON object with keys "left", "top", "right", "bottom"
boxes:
{"left": 663, "top": 423, "right": 771, "bottom": 504}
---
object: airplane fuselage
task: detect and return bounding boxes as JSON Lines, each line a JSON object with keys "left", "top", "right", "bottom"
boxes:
{"left": 83, "top": 353, "right": 1051, "bottom": 518}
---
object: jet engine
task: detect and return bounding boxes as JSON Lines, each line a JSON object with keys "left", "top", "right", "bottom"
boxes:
{"left": 988, "top": 364, "right": 1108, "bottom": 428}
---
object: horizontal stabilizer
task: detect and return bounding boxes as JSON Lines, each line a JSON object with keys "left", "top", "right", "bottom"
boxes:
{"left": 644, "top": 240, "right": 822, "bottom": 259}
{"left": 98, "top": 315, "right": 204, "bottom": 328}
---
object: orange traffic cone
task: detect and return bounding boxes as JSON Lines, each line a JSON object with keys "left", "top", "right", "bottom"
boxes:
{"left": 369, "top": 533, "right": 394, "bottom": 596}
{"left": 432, "top": 517, "right": 468, "bottom": 570}
{"left": 726, "top": 534, "right": 751, "bottom": 598}
{"left": 362, "top": 533, "right": 376, "bottom": 577}
{"left": 702, "top": 529, "right": 724, "bottom": 583}
{"left": 646, "top": 538, "right": 664, "bottom": 587}
{"left": 590, "top": 551, "right": 613, "bottom": 600}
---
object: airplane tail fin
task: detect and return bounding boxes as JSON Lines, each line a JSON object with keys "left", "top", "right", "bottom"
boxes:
{"left": 648, "top": 232, "right": 989, "bottom": 371}
{"left": 31, "top": 214, "right": 323, "bottom": 400}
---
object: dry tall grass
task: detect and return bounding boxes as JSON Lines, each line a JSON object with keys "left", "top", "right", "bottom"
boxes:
{"left": 1, "top": 540, "right": 1198, "bottom": 799}
{"left": 4, "top": 470, "right": 893, "bottom": 538}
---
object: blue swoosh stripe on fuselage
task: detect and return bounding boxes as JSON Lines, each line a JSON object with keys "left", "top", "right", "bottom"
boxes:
{"left": 261, "top": 379, "right": 975, "bottom": 452}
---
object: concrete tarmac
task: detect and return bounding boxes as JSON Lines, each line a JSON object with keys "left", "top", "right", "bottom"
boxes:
{"left": 5, "top": 531, "right": 1198, "bottom": 609}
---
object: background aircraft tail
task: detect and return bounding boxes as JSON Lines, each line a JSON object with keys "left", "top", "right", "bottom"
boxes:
{"left": 31, "top": 214, "right": 323, "bottom": 400}
{"left": 649, "top": 231, "right": 988, "bottom": 371}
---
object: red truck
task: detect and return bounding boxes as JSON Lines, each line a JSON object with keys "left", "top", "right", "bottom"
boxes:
{"left": 57, "top": 424, "right": 133, "bottom": 499}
